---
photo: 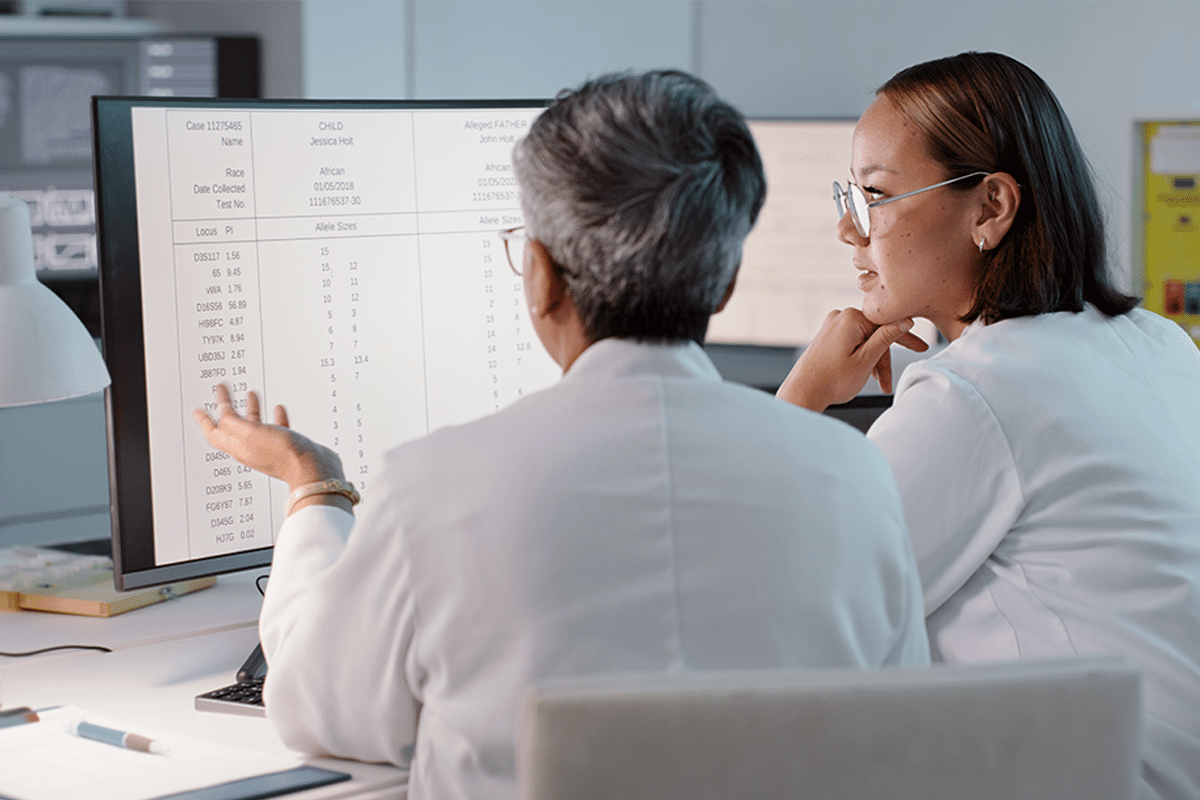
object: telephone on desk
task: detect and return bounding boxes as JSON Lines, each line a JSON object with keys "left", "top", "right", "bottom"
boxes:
{"left": 195, "top": 642, "right": 269, "bottom": 717}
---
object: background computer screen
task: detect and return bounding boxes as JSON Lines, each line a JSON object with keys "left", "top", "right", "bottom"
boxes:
{"left": 93, "top": 97, "right": 559, "bottom": 589}
{"left": 1, "top": 35, "right": 259, "bottom": 332}
{"left": 707, "top": 118, "right": 860, "bottom": 348}
{"left": 703, "top": 118, "right": 936, "bottom": 394}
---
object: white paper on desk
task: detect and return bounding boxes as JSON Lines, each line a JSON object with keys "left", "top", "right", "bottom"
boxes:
{"left": 0, "top": 706, "right": 302, "bottom": 800}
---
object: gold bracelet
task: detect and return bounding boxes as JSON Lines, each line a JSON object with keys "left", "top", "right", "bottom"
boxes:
{"left": 284, "top": 478, "right": 361, "bottom": 516}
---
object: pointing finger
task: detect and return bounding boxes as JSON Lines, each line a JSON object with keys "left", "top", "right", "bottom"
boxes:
{"left": 245, "top": 390, "right": 262, "bottom": 423}
{"left": 213, "top": 383, "right": 235, "bottom": 417}
{"left": 193, "top": 404, "right": 240, "bottom": 454}
{"left": 193, "top": 407, "right": 217, "bottom": 438}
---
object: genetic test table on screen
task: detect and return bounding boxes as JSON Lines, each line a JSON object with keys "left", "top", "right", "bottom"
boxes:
{"left": 130, "top": 106, "right": 559, "bottom": 566}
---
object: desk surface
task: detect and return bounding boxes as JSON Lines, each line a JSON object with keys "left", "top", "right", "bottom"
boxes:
{"left": 0, "top": 572, "right": 407, "bottom": 800}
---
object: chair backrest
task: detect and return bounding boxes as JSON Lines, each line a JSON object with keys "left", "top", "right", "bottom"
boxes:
{"left": 515, "top": 656, "right": 1141, "bottom": 800}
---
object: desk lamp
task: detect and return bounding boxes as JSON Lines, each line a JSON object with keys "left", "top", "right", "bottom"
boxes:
{"left": 0, "top": 193, "right": 110, "bottom": 407}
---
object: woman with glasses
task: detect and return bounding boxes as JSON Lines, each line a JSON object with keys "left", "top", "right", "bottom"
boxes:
{"left": 778, "top": 51, "right": 1200, "bottom": 799}
{"left": 193, "top": 70, "right": 930, "bottom": 800}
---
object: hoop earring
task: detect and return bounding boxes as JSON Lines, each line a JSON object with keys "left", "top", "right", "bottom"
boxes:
{"left": 978, "top": 238, "right": 986, "bottom": 253}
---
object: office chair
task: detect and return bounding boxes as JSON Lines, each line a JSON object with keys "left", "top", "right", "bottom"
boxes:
{"left": 515, "top": 656, "right": 1141, "bottom": 800}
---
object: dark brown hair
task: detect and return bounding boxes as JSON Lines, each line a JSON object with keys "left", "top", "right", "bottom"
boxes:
{"left": 879, "top": 52, "right": 1137, "bottom": 323}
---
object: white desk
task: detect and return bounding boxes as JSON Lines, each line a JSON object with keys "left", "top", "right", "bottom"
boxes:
{"left": 0, "top": 571, "right": 408, "bottom": 799}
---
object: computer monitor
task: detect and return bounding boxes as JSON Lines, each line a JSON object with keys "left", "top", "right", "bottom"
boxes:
{"left": 707, "top": 118, "right": 861, "bottom": 349}
{"left": 703, "top": 118, "right": 936, "bottom": 405}
{"left": 1, "top": 34, "right": 259, "bottom": 332}
{"left": 93, "top": 96, "right": 560, "bottom": 590}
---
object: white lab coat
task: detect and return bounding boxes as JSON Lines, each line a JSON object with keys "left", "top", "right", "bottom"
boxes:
{"left": 261, "top": 338, "right": 930, "bottom": 800}
{"left": 869, "top": 305, "right": 1200, "bottom": 800}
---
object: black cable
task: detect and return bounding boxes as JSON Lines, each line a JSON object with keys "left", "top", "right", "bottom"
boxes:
{"left": 0, "top": 644, "right": 113, "bottom": 657}
{"left": 4, "top": 574, "right": 272, "bottom": 657}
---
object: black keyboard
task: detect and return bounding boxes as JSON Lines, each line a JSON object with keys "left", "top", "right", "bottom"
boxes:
{"left": 195, "top": 677, "right": 266, "bottom": 717}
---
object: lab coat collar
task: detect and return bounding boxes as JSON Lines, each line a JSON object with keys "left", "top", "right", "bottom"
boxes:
{"left": 948, "top": 317, "right": 987, "bottom": 348}
{"left": 946, "top": 305, "right": 1101, "bottom": 352}
{"left": 562, "top": 338, "right": 722, "bottom": 383}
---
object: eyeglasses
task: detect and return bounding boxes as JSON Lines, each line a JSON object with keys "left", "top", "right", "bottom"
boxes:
{"left": 497, "top": 226, "right": 578, "bottom": 278}
{"left": 833, "top": 171, "right": 989, "bottom": 239}
{"left": 498, "top": 226, "right": 528, "bottom": 276}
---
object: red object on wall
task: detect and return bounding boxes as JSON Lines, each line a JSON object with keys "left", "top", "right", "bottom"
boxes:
{"left": 1165, "top": 280, "right": 1185, "bottom": 315}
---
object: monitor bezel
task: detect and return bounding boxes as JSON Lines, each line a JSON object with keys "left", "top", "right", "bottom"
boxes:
{"left": 93, "top": 95, "right": 548, "bottom": 590}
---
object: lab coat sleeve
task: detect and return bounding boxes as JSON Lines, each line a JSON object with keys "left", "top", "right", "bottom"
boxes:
{"left": 259, "top": 481, "right": 420, "bottom": 767}
{"left": 867, "top": 362, "right": 1025, "bottom": 615}
{"left": 882, "top": 537, "right": 934, "bottom": 667}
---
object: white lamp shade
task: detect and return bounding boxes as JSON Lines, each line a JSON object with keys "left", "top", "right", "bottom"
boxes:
{"left": 0, "top": 193, "right": 111, "bottom": 407}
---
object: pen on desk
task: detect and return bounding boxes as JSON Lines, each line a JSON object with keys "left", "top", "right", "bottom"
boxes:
{"left": 66, "top": 719, "right": 170, "bottom": 754}
{"left": 0, "top": 706, "right": 40, "bottom": 729}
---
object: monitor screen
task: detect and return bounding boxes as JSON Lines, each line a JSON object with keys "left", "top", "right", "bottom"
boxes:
{"left": 93, "top": 97, "right": 560, "bottom": 589}
{"left": 707, "top": 118, "right": 861, "bottom": 348}
{"left": 0, "top": 35, "right": 259, "bottom": 284}
{"left": 703, "top": 118, "right": 937, "bottom": 392}
{"left": 709, "top": 118, "right": 940, "bottom": 350}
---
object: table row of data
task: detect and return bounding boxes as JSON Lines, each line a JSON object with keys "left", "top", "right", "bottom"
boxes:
{"left": 171, "top": 208, "right": 524, "bottom": 244}
{"left": 135, "top": 106, "right": 535, "bottom": 220}
{"left": 174, "top": 229, "right": 558, "bottom": 555}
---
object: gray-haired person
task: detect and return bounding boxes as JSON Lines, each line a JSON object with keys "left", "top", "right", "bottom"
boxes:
{"left": 196, "top": 70, "right": 930, "bottom": 800}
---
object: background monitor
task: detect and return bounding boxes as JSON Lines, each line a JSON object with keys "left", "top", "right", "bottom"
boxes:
{"left": 1, "top": 34, "right": 259, "bottom": 333}
{"left": 703, "top": 117, "right": 936, "bottom": 402}
{"left": 707, "top": 118, "right": 861, "bottom": 349}
{"left": 93, "top": 96, "right": 559, "bottom": 590}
